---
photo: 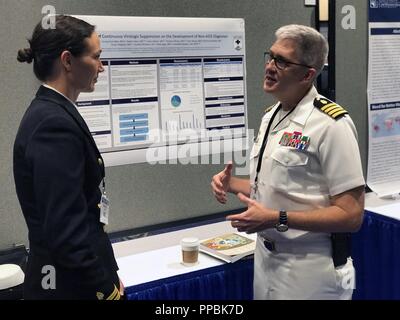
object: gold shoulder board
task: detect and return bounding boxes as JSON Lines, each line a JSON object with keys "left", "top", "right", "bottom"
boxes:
{"left": 313, "top": 97, "right": 348, "bottom": 120}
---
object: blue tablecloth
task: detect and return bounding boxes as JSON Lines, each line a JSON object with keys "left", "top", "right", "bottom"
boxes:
{"left": 125, "top": 258, "right": 254, "bottom": 300}
{"left": 125, "top": 210, "right": 400, "bottom": 300}
{"left": 352, "top": 210, "right": 400, "bottom": 300}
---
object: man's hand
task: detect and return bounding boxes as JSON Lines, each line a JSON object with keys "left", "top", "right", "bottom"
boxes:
{"left": 226, "top": 193, "right": 278, "bottom": 233}
{"left": 211, "top": 162, "right": 233, "bottom": 204}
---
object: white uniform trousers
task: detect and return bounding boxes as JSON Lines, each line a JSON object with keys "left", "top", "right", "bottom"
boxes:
{"left": 254, "top": 235, "right": 355, "bottom": 300}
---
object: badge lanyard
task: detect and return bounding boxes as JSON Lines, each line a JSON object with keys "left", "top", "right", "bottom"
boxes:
{"left": 252, "top": 104, "right": 297, "bottom": 197}
{"left": 100, "top": 163, "right": 106, "bottom": 194}
{"left": 98, "top": 157, "right": 106, "bottom": 198}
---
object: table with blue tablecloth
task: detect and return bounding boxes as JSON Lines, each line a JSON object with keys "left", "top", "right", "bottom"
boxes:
{"left": 113, "top": 194, "right": 400, "bottom": 300}
{"left": 124, "top": 258, "right": 253, "bottom": 300}
{"left": 352, "top": 199, "right": 400, "bottom": 300}
{"left": 113, "top": 220, "right": 255, "bottom": 300}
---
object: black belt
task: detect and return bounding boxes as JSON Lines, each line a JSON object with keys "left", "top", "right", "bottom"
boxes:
{"left": 262, "top": 234, "right": 351, "bottom": 267}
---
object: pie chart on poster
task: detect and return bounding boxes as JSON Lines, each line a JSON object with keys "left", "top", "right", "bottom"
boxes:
{"left": 171, "top": 95, "right": 182, "bottom": 107}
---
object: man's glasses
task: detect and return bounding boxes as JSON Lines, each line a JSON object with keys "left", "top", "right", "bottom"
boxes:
{"left": 264, "top": 51, "right": 313, "bottom": 70}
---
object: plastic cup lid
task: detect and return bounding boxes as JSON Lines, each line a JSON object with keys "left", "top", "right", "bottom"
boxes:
{"left": 180, "top": 237, "right": 199, "bottom": 247}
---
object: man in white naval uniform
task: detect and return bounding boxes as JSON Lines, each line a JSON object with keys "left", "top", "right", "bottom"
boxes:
{"left": 211, "top": 25, "right": 365, "bottom": 300}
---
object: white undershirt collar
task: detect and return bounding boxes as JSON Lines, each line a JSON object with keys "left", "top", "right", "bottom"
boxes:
{"left": 42, "top": 84, "right": 76, "bottom": 107}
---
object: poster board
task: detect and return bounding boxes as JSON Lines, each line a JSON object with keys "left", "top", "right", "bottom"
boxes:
{"left": 75, "top": 15, "right": 248, "bottom": 167}
{"left": 367, "top": 1, "right": 400, "bottom": 197}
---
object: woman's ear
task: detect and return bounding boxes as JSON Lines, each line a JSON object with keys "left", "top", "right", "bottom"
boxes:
{"left": 60, "top": 50, "right": 73, "bottom": 72}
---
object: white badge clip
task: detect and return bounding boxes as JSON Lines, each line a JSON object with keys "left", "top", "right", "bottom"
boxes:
{"left": 99, "top": 193, "right": 110, "bottom": 225}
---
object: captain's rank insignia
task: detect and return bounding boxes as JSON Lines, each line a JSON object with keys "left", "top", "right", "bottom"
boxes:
{"left": 314, "top": 97, "right": 348, "bottom": 120}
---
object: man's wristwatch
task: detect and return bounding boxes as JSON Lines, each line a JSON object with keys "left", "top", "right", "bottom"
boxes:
{"left": 275, "top": 210, "right": 288, "bottom": 232}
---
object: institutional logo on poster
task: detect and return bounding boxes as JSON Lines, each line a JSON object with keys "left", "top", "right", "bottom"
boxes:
{"left": 233, "top": 36, "right": 243, "bottom": 51}
{"left": 370, "top": 0, "right": 378, "bottom": 8}
{"left": 370, "top": 0, "right": 400, "bottom": 8}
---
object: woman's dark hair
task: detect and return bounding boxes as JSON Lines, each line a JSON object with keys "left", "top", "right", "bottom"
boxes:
{"left": 17, "top": 15, "right": 95, "bottom": 81}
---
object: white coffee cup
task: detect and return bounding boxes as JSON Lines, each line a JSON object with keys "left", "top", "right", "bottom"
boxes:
{"left": 181, "top": 237, "right": 199, "bottom": 266}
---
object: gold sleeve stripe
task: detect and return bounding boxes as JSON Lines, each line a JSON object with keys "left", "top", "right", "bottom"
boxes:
{"left": 327, "top": 107, "right": 344, "bottom": 116}
{"left": 106, "top": 287, "right": 117, "bottom": 300}
{"left": 106, "top": 286, "right": 120, "bottom": 300}
{"left": 324, "top": 105, "right": 342, "bottom": 114}
{"left": 115, "top": 291, "right": 121, "bottom": 300}
{"left": 320, "top": 103, "right": 337, "bottom": 112}
{"left": 114, "top": 290, "right": 121, "bottom": 300}
{"left": 331, "top": 110, "right": 348, "bottom": 118}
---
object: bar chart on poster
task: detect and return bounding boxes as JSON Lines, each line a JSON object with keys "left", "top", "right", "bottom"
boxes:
{"left": 74, "top": 15, "right": 248, "bottom": 167}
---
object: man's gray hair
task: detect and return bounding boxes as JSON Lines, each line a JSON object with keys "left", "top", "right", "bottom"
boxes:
{"left": 275, "top": 24, "right": 328, "bottom": 74}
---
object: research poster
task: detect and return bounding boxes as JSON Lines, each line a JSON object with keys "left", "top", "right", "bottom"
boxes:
{"left": 75, "top": 16, "right": 247, "bottom": 166}
{"left": 367, "top": 1, "right": 400, "bottom": 197}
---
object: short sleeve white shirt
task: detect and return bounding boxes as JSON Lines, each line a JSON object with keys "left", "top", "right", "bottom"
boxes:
{"left": 250, "top": 86, "right": 365, "bottom": 240}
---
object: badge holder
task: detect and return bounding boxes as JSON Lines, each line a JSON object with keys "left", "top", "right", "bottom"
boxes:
{"left": 99, "top": 179, "right": 110, "bottom": 225}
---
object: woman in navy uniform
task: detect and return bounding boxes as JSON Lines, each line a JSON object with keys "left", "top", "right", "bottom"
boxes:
{"left": 14, "top": 15, "right": 122, "bottom": 300}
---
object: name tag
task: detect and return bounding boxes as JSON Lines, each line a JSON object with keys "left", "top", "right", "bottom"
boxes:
{"left": 99, "top": 194, "right": 110, "bottom": 225}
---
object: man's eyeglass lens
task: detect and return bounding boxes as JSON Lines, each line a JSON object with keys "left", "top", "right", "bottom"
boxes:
{"left": 264, "top": 52, "right": 312, "bottom": 70}
{"left": 264, "top": 52, "right": 287, "bottom": 70}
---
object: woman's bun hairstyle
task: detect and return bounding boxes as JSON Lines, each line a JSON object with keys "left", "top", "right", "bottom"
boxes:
{"left": 17, "top": 48, "right": 34, "bottom": 63}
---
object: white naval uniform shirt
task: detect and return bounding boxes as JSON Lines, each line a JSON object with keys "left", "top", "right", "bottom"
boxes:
{"left": 250, "top": 86, "right": 365, "bottom": 242}
{"left": 251, "top": 86, "right": 365, "bottom": 300}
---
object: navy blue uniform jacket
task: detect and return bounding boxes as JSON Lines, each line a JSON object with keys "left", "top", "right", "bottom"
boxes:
{"left": 13, "top": 86, "right": 120, "bottom": 299}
